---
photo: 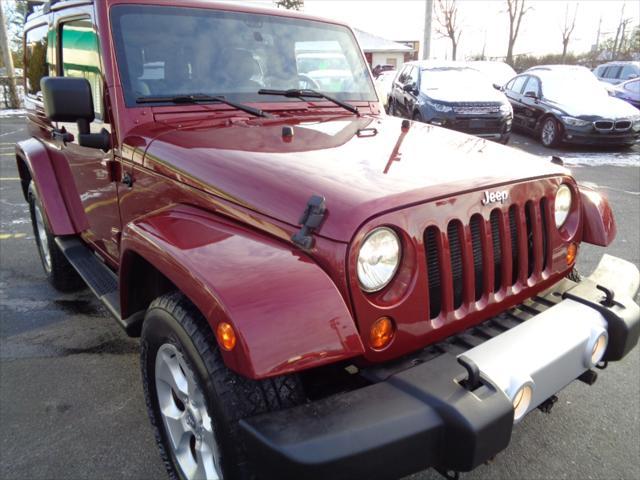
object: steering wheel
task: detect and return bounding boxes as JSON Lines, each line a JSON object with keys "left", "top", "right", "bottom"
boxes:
{"left": 298, "top": 74, "right": 320, "bottom": 90}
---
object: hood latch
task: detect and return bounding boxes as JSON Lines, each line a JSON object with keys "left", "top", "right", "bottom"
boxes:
{"left": 292, "top": 195, "right": 326, "bottom": 250}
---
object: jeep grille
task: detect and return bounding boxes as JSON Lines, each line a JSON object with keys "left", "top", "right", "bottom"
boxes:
{"left": 424, "top": 198, "right": 550, "bottom": 319}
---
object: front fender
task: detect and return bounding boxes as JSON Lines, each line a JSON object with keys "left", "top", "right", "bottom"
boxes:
{"left": 16, "top": 138, "right": 88, "bottom": 234}
{"left": 579, "top": 184, "right": 617, "bottom": 247}
{"left": 16, "top": 139, "right": 75, "bottom": 235}
{"left": 120, "top": 205, "right": 364, "bottom": 379}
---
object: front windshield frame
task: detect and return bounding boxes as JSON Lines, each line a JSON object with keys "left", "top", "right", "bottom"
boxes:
{"left": 109, "top": 4, "right": 377, "bottom": 108}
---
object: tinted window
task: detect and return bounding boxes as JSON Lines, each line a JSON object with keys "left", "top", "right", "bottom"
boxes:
{"left": 24, "top": 24, "right": 52, "bottom": 97}
{"left": 397, "top": 65, "right": 410, "bottom": 84}
{"left": 110, "top": 5, "right": 376, "bottom": 106}
{"left": 508, "top": 75, "right": 527, "bottom": 93}
{"left": 523, "top": 76, "right": 540, "bottom": 96}
{"left": 61, "top": 19, "right": 103, "bottom": 118}
{"left": 621, "top": 65, "right": 639, "bottom": 79}
{"left": 406, "top": 66, "right": 419, "bottom": 86}
{"left": 604, "top": 66, "right": 622, "bottom": 79}
{"left": 623, "top": 79, "right": 640, "bottom": 94}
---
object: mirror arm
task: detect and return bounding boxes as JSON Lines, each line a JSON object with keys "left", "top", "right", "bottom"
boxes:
{"left": 78, "top": 128, "right": 111, "bottom": 152}
{"left": 77, "top": 118, "right": 90, "bottom": 135}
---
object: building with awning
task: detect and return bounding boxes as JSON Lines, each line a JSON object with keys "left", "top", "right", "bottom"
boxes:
{"left": 354, "top": 29, "right": 415, "bottom": 70}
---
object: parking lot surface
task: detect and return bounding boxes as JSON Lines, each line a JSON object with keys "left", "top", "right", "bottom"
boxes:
{"left": 1, "top": 114, "right": 639, "bottom": 480}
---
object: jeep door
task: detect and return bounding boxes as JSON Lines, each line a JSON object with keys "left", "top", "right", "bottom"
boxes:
{"left": 51, "top": 9, "right": 121, "bottom": 264}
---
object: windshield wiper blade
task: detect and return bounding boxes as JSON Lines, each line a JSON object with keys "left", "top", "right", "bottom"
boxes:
{"left": 135, "top": 94, "right": 271, "bottom": 118}
{"left": 258, "top": 88, "right": 359, "bottom": 116}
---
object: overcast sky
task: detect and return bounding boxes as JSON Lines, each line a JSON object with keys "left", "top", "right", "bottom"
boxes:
{"left": 229, "top": 0, "right": 639, "bottom": 59}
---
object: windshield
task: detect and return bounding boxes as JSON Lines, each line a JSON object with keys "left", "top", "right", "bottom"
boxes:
{"left": 110, "top": 5, "right": 376, "bottom": 106}
{"left": 540, "top": 72, "right": 609, "bottom": 102}
{"left": 420, "top": 68, "right": 491, "bottom": 93}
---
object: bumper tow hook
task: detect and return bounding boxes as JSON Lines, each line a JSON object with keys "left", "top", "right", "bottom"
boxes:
{"left": 537, "top": 395, "right": 558, "bottom": 414}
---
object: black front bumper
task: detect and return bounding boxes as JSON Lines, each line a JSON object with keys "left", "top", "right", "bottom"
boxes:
{"left": 562, "top": 127, "right": 640, "bottom": 146}
{"left": 240, "top": 257, "right": 640, "bottom": 480}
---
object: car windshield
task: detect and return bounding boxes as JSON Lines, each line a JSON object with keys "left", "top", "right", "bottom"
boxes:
{"left": 420, "top": 68, "right": 490, "bottom": 93}
{"left": 110, "top": 5, "right": 377, "bottom": 107}
{"left": 540, "top": 72, "right": 609, "bottom": 102}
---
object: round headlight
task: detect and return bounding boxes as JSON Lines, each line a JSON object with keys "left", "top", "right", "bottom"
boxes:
{"left": 554, "top": 184, "right": 572, "bottom": 228}
{"left": 357, "top": 227, "right": 401, "bottom": 292}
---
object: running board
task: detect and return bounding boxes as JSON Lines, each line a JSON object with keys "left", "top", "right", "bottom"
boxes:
{"left": 54, "top": 237, "right": 142, "bottom": 336}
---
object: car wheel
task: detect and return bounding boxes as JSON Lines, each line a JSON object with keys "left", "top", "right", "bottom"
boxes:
{"left": 28, "top": 182, "right": 84, "bottom": 292}
{"left": 566, "top": 268, "right": 582, "bottom": 283}
{"left": 413, "top": 111, "right": 424, "bottom": 123}
{"left": 540, "top": 117, "right": 560, "bottom": 147}
{"left": 141, "top": 291, "right": 306, "bottom": 480}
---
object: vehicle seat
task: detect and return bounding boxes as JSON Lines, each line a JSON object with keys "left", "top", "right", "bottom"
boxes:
{"left": 216, "top": 49, "right": 263, "bottom": 91}
{"left": 126, "top": 48, "right": 151, "bottom": 97}
{"left": 164, "top": 53, "right": 192, "bottom": 95}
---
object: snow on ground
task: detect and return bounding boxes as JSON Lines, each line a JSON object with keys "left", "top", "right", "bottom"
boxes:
{"left": 0, "top": 109, "right": 26, "bottom": 118}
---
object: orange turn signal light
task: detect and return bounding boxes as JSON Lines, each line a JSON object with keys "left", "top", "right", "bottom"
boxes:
{"left": 566, "top": 243, "right": 577, "bottom": 265}
{"left": 216, "top": 322, "right": 237, "bottom": 351}
{"left": 370, "top": 316, "right": 395, "bottom": 349}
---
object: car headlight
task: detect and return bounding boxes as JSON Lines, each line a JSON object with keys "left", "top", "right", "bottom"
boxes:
{"left": 561, "top": 116, "right": 590, "bottom": 127}
{"left": 500, "top": 103, "right": 513, "bottom": 115}
{"left": 357, "top": 227, "right": 401, "bottom": 292}
{"left": 632, "top": 115, "right": 640, "bottom": 131}
{"left": 426, "top": 100, "right": 453, "bottom": 113}
{"left": 555, "top": 184, "right": 572, "bottom": 228}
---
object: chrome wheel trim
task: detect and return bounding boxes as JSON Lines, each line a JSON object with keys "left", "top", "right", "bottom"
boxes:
{"left": 542, "top": 119, "right": 556, "bottom": 146}
{"left": 155, "top": 343, "right": 221, "bottom": 480}
{"left": 34, "top": 202, "right": 52, "bottom": 273}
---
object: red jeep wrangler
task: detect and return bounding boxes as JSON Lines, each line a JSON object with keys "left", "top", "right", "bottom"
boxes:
{"left": 16, "top": 1, "right": 640, "bottom": 479}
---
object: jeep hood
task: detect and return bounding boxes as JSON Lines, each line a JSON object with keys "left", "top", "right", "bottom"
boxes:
{"left": 142, "top": 114, "right": 567, "bottom": 242}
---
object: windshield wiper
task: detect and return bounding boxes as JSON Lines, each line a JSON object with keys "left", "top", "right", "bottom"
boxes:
{"left": 135, "top": 94, "right": 271, "bottom": 118}
{"left": 258, "top": 88, "right": 360, "bottom": 116}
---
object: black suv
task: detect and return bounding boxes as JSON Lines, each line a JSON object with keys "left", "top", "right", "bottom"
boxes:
{"left": 388, "top": 62, "right": 513, "bottom": 143}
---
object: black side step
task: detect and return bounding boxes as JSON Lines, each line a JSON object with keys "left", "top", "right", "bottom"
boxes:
{"left": 55, "top": 237, "right": 142, "bottom": 336}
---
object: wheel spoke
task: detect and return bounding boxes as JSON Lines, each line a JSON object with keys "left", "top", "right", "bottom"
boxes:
{"left": 163, "top": 410, "right": 189, "bottom": 450}
{"left": 195, "top": 439, "right": 219, "bottom": 480}
{"left": 156, "top": 350, "right": 189, "bottom": 400}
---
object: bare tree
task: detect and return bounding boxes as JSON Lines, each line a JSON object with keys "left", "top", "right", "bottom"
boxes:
{"left": 274, "top": 0, "right": 304, "bottom": 10}
{"left": 505, "top": 0, "right": 532, "bottom": 66}
{"left": 560, "top": 3, "right": 578, "bottom": 62}
{"left": 434, "top": 0, "right": 462, "bottom": 60}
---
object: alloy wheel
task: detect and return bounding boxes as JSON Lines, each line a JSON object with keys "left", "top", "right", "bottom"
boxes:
{"left": 34, "top": 202, "right": 52, "bottom": 273}
{"left": 155, "top": 343, "right": 221, "bottom": 480}
{"left": 541, "top": 119, "right": 556, "bottom": 146}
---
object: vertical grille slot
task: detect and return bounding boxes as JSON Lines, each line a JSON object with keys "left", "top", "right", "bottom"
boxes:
{"left": 540, "top": 198, "right": 549, "bottom": 271}
{"left": 425, "top": 226, "right": 441, "bottom": 319}
{"left": 470, "top": 215, "right": 484, "bottom": 301}
{"left": 509, "top": 205, "right": 519, "bottom": 284}
{"left": 525, "top": 202, "right": 535, "bottom": 278}
{"left": 448, "top": 221, "right": 464, "bottom": 310}
{"left": 490, "top": 209, "right": 502, "bottom": 292}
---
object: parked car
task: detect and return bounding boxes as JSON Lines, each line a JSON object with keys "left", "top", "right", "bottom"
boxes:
{"left": 16, "top": 1, "right": 640, "bottom": 480}
{"left": 467, "top": 60, "right": 516, "bottom": 87}
{"left": 594, "top": 61, "right": 640, "bottom": 85}
{"left": 504, "top": 68, "right": 640, "bottom": 147}
{"left": 610, "top": 77, "right": 640, "bottom": 109}
{"left": 389, "top": 62, "right": 513, "bottom": 143}
{"left": 372, "top": 63, "right": 395, "bottom": 78}
{"left": 374, "top": 69, "right": 396, "bottom": 111}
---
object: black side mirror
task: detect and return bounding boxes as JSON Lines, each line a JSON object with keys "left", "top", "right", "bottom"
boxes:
{"left": 524, "top": 91, "right": 538, "bottom": 99}
{"left": 403, "top": 83, "right": 417, "bottom": 93}
{"left": 40, "top": 77, "right": 110, "bottom": 151}
{"left": 493, "top": 83, "right": 504, "bottom": 91}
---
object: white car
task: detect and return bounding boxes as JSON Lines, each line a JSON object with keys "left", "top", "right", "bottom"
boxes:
{"left": 374, "top": 70, "right": 396, "bottom": 111}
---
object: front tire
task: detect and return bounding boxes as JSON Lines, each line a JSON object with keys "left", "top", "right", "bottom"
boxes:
{"left": 540, "top": 117, "right": 561, "bottom": 147}
{"left": 28, "top": 182, "right": 84, "bottom": 292}
{"left": 413, "top": 111, "right": 424, "bottom": 122}
{"left": 141, "top": 292, "right": 305, "bottom": 480}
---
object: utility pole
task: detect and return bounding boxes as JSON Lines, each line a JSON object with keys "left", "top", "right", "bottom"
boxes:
{"left": 595, "top": 16, "right": 602, "bottom": 51}
{"left": 0, "top": 1, "right": 20, "bottom": 109}
{"left": 422, "top": 0, "right": 433, "bottom": 60}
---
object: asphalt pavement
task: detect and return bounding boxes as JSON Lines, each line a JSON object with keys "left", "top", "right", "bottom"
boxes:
{"left": 1, "top": 114, "right": 639, "bottom": 480}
